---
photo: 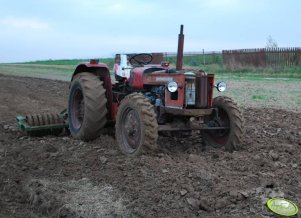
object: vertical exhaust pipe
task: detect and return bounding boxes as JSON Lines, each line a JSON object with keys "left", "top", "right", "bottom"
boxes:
{"left": 176, "top": 25, "right": 184, "bottom": 71}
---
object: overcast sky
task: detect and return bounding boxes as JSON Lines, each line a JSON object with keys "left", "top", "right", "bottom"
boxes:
{"left": 0, "top": 0, "right": 300, "bottom": 63}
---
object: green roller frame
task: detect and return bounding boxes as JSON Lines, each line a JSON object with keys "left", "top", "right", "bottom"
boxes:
{"left": 16, "top": 109, "right": 69, "bottom": 132}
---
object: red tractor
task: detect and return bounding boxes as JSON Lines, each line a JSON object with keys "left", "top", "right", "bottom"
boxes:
{"left": 68, "top": 25, "right": 244, "bottom": 156}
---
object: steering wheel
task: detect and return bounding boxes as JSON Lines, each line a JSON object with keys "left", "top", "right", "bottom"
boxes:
{"left": 129, "top": 53, "right": 153, "bottom": 66}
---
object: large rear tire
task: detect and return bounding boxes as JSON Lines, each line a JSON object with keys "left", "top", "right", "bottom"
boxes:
{"left": 115, "top": 93, "right": 158, "bottom": 156}
{"left": 68, "top": 73, "right": 107, "bottom": 141}
{"left": 202, "top": 96, "right": 244, "bottom": 151}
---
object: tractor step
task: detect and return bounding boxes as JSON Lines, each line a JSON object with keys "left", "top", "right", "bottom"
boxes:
{"left": 16, "top": 109, "right": 69, "bottom": 136}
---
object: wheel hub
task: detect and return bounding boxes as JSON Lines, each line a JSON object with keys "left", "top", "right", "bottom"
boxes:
{"left": 71, "top": 88, "right": 84, "bottom": 129}
{"left": 122, "top": 109, "right": 141, "bottom": 150}
{"left": 208, "top": 118, "right": 227, "bottom": 136}
{"left": 205, "top": 108, "right": 230, "bottom": 145}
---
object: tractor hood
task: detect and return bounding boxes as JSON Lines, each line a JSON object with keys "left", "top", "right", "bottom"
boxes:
{"left": 129, "top": 65, "right": 169, "bottom": 89}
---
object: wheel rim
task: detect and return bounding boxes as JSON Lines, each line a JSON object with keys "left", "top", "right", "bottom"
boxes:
{"left": 71, "top": 87, "right": 84, "bottom": 130}
{"left": 120, "top": 107, "right": 141, "bottom": 153}
{"left": 206, "top": 108, "right": 230, "bottom": 145}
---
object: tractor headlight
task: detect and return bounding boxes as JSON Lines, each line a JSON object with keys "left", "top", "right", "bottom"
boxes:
{"left": 216, "top": 81, "right": 227, "bottom": 92}
{"left": 167, "top": 81, "right": 178, "bottom": 92}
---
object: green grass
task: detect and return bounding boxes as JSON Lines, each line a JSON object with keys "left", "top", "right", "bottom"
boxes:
{"left": 15, "top": 58, "right": 115, "bottom": 70}
{"left": 252, "top": 95, "right": 268, "bottom": 100}
{"left": 165, "top": 54, "right": 301, "bottom": 78}
{"left": 0, "top": 64, "right": 73, "bottom": 81}
{"left": 216, "top": 69, "right": 301, "bottom": 79}
{"left": 1, "top": 56, "right": 301, "bottom": 80}
{"left": 203, "top": 64, "right": 301, "bottom": 79}
{"left": 21, "top": 59, "right": 89, "bottom": 65}
{"left": 166, "top": 54, "right": 223, "bottom": 68}
{"left": 0, "top": 58, "right": 115, "bottom": 81}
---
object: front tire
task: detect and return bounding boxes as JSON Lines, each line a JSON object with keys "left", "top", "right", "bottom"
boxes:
{"left": 202, "top": 96, "right": 244, "bottom": 151}
{"left": 115, "top": 93, "right": 158, "bottom": 156}
{"left": 68, "top": 73, "right": 107, "bottom": 141}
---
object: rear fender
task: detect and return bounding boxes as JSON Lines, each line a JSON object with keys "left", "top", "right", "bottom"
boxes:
{"left": 72, "top": 63, "right": 110, "bottom": 81}
{"left": 71, "top": 63, "right": 114, "bottom": 120}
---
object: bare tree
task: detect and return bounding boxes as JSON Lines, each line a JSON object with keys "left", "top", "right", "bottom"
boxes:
{"left": 266, "top": 35, "right": 278, "bottom": 48}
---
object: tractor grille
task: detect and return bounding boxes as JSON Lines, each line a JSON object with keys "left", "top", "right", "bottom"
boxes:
{"left": 195, "top": 75, "right": 208, "bottom": 108}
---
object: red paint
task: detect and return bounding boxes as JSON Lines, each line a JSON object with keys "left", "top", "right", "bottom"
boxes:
{"left": 128, "top": 65, "right": 167, "bottom": 89}
{"left": 210, "top": 133, "right": 228, "bottom": 145}
{"left": 164, "top": 74, "right": 185, "bottom": 108}
{"left": 129, "top": 68, "right": 144, "bottom": 89}
{"left": 143, "top": 73, "right": 184, "bottom": 86}
{"left": 207, "top": 74, "right": 214, "bottom": 108}
{"left": 89, "top": 59, "right": 99, "bottom": 64}
{"left": 143, "top": 73, "right": 186, "bottom": 108}
{"left": 111, "top": 102, "right": 118, "bottom": 120}
{"left": 101, "top": 72, "right": 113, "bottom": 120}
{"left": 73, "top": 62, "right": 109, "bottom": 79}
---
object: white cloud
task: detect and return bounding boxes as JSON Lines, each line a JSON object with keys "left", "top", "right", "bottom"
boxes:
{"left": 0, "top": 17, "right": 49, "bottom": 29}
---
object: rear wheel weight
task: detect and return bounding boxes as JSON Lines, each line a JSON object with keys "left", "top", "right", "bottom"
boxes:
{"left": 68, "top": 72, "right": 107, "bottom": 141}
{"left": 202, "top": 96, "right": 244, "bottom": 151}
{"left": 115, "top": 93, "right": 158, "bottom": 156}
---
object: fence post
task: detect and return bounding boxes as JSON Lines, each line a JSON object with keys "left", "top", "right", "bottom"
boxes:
{"left": 203, "top": 49, "right": 205, "bottom": 66}
{"left": 296, "top": 48, "right": 301, "bottom": 65}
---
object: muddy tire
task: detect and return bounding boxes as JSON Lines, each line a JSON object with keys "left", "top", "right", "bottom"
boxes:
{"left": 115, "top": 93, "right": 158, "bottom": 156}
{"left": 68, "top": 72, "right": 107, "bottom": 141}
{"left": 202, "top": 96, "right": 244, "bottom": 151}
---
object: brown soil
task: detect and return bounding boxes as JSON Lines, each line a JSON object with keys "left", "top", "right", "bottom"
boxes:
{"left": 0, "top": 74, "right": 300, "bottom": 218}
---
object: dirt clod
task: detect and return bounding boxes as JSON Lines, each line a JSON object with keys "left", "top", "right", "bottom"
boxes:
{"left": 199, "top": 198, "right": 212, "bottom": 212}
{"left": 187, "top": 197, "right": 200, "bottom": 210}
{"left": 269, "top": 150, "right": 280, "bottom": 161}
{"left": 179, "top": 189, "right": 187, "bottom": 196}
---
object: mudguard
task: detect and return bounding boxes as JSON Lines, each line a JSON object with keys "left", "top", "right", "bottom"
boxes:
{"left": 72, "top": 62, "right": 110, "bottom": 81}
{"left": 71, "top": 62, "right": 114, "bottom": 120}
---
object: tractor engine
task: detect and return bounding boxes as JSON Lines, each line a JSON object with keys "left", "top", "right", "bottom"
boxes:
{"left": 144, "top": 86, "right": 165, "bottom": 106}
{"left": 184, "top": 72, "right": 215, "bottom": 108}
{"left": 141, "top": 70, "right": 215, "bottom": 110}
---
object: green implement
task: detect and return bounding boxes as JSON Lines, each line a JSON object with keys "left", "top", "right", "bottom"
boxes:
{"left": 16, "top": 109, "right": 69, "bottom": 136}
